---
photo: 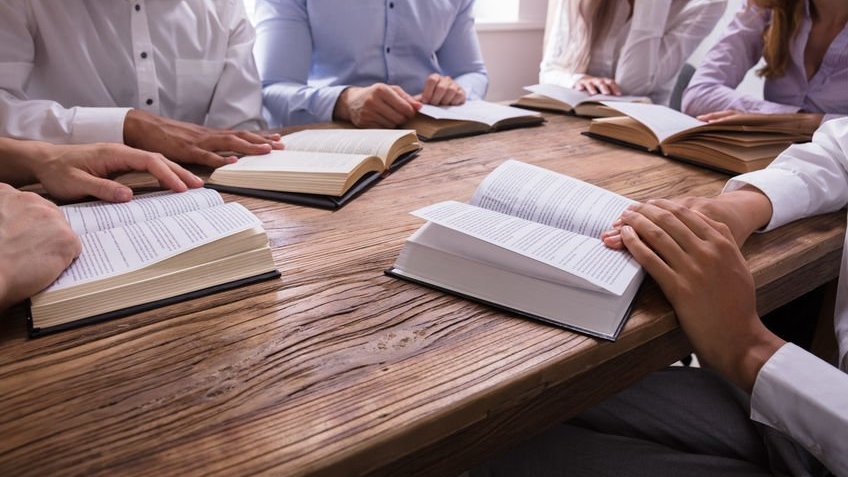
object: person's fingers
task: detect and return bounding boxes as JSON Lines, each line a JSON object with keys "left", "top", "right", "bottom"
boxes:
{"left": 392, "top": 86, "right": 423, "bottom": 110}
{"left": 575, "top": 82, "right": 587, "bottom": 92}
{"left": 107, "top": 149, "right": 191, "bottom": 192}
{"left": 187, "top": 147, "right": 238, "bottom": 168}
{"left": 608, "top": 80, "right": 622, "bottom": 96}
{"left": 620, "top": 207, "right": 690, "bottom": 270}
{"left": 429, "top": 76, "right": 452, "bottom": 105}
{"left": 697, "top": 110, "right": 736, "bottom": 122}
{"left": 420, "top": 74, "right": 440, "bottom": 104}
{"left": 597, "top": 80, "right": 611, "bottom": 96}
{"left": 164, "top": 159, "right": 204, "bottom": 189}
{"left": 620, "top": 225, "right": 677, "bottom": 285}
{"left": 72, "top": 170, "right": 134, "bottom": 202}
{"left": 440, "top": 84, "right": 460, "bottom": 106}
{"left": 199, "top": 134, "right": 273, "bottom": 156}
{"left": 451, "top": 86, "right": 466, "bottom": 105}
{"left": 377, "top": 87, "right": 416, "bottom": 122}
{"left": 648, "top": 199, "right": 719, "bottom": 243}
{"left": 692, "top": 209, "right": 737, "bottom": 244}
{"left": 628, "top": 202, "right": 704, "bottom": 255}
{"left": 601, "top": 228, "right": 625, "bottom": 250}
{"left": 583, "top": 81, "right": 599, "bottom": 95}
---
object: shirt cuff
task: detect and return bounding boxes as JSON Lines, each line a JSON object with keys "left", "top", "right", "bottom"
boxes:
{"left": 823, "top": 113, "right": 846, "bottom": 123}
{"left": 750, "top": 343, "right": 845, "bottom": 463}
{"left": 630, "top": 0, "right": 673, "bottom": 34}
{"left": 315, "top": 85, "right": 351, "bottom": 123}
{"left": 724, "top": 167, "right": 811, "bottom": 231}
{"left": 70, "top": 107, "right": 131, "bottom": 144}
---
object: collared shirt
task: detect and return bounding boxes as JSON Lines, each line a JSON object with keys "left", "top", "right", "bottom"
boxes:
{"left": 253, "top": 0, "right": 489, "bottom": 127}
{"left": 541, "top": 0, "right": 726, "bottom": 105}
{"left": 725, "top": 118, "right": 848, "bottom": 476}
{"left": 683, "top": 0, "right": 848, "bottom": 122}
{"left": 0, "top": 0, "right": 264, "bottom": 145}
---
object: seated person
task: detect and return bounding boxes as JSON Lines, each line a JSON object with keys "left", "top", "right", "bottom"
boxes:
{"left": 541, "top": 0, "right": 726, "bottom": 104}
{"left": 0, "top": 1, "right": 283, "bottom": 168}
{"left": 683, "top": 0, "right": 848, "bottom": 126}
{"left": 253, "top": 0, "right": 489, "bottom": 128}
{"left": 0, "top": 138, "right": 203, "bottom": 311}
{"left": 472, "top": 119, "right": 848, "bottom": 476}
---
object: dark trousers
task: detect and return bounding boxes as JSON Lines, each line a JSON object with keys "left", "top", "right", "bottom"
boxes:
{"left": 471, "top": 367, "right": 827, "bottom": 477}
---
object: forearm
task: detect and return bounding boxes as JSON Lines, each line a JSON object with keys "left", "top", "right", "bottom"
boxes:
{"left": 0, "top": 138, "right": 50, "bottom": 186}
{"left": 264, "top": 82, "right": 348, "bottom": 127}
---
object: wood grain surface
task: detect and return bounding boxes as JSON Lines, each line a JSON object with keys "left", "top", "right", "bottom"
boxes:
{"left": 0, "top": 114, "right": 843, "bottom": 476}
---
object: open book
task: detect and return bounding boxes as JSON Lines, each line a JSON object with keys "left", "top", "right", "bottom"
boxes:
{"left": 585, "top": 102, "right": 816, "bottom": 173}
{"left": 404, "top": 101, "right": 544, "bottom": 141}
{"left": 513, "top": 84, "right": 651, "bottom": 117}
{"left": 28, "top": 189, "right": 279, "bottom": 337}
{"left": 207, "top": 129, "right": 422, "bottom": 209}
{"left": 388, "top": 160, "right": 643, "bottom": 340}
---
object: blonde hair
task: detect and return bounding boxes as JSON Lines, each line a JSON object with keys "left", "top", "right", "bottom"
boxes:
{"left": 545, "top": 0, "right": 619, "bottom": 74}
{"left": 751, "top": 0, "right": 805, "bottom": 79}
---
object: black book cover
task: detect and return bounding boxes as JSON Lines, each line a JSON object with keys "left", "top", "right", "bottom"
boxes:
{"left": 384, "top": 268, "right": 633, "bottom": 341}
{"left": 207, "top": 150, "right": 420, "bottom": 210}
{"left": 27, "top": 270, "right": 281, "bottom": 338}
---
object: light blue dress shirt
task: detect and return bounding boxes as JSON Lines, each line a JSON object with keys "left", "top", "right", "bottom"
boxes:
{"left": 253, "top": 0, "right": 489, "bottom": 126}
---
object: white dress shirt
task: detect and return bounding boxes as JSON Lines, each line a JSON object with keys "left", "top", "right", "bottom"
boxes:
{"left": 541, "top": 0, "right": 726, "bottom": 105}
{"left": 0, "top": 0, "right": 264, "bottom": 145}
{"left": 725, "top": 118, "right": 848, "bottom": 476}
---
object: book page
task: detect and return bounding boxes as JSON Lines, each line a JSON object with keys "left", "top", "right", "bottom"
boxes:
{"left": 600, "top": 102, "right": 704, "bottom": 143}
{"left": 525, "top": 84, "right": 650, "bottom": 106}
{"left": 418, "top": 101, "right": 541, "bottom": 127}
{"left": 61, "top": 189, "right": 225, "bottom": 236}
{"left": 282, "top": 129, "right": 414, "bottom": 160}
{"left": 471, "top": 160, "right": 634, "bottom": 239}
{"left": 47, "top": 203, "right": 262, "bottom": 292}
{"left": 412, "top": 201, "right": 641, "bottom": 295}
{"left": 213, "top": 150, "right": 371, "bottom": 174}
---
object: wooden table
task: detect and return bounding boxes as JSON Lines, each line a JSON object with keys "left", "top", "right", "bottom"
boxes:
{"left": 1, "top": 114, "right": 844, "bottom": 476}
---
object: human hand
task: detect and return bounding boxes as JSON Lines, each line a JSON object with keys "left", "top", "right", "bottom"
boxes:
{"left": 333, "top": 84, "right": 422, "bottom": 128}
{"left": 574, "top": 75, "right": 622, "bottom": 96}
{"left": 0, "top": 184, "right": 81, "bottom": 309}
{"left": 616, "top": 199, "right": 785, "bottom": 392}
{"left": 602, "top": 187, "right": 773, "bottom": 250}
{"left": 415, "top": 74, "right": 467, "bottom": 106}
{"left": 33, "top": 143, "right": 205, "bottom": 203}
{"left": 123, "top": 109, "right": 283, "bottom": 168}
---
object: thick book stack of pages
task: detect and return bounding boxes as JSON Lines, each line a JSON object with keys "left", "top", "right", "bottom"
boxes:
{"left": 514, "top": 83, "right": 651, "bottom": 117}
{"left": 388, "top": 160, "right": 644, "bottom": 340}
{"left": 404, "top": 101, "right": 544, "bottom": 141}
{"left": 207, "top": 129, "right": 422, "bottom": 209}
{"left": 29, "top": 189, "right": 279, "bottom": 336}
{"left": 585, "top": 102, "right": 816, "bottom": 173}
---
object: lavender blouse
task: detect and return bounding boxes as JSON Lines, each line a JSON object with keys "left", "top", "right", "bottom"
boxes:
{"left": 683, "top": 0, "right": 848, "bottom": 122}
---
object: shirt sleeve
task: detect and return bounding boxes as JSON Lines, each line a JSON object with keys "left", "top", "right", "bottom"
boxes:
{"left": 254, "top": 0, "right": 347, "bottom": 127}
{"left": 435, "top": 0, "right": 488, "bottom": 101}
{"left": 0, "top": 3, "right": 128, "bottom": 144}
{"left": 203, "top": 0, "right": 265, "bottom": 130}
{"left": 614, "top": 0, "right": 727, "bottom": 98}
{"left": 724, "top": 118, "right": 848, "bottom": 230}
{"left": 751, "top": 343, "right": 848, "bottom": 477}
{"left": 682, "top": 1, "right": 801, "bottom": 116}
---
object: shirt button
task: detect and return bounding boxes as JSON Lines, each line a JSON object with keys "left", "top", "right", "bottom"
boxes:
{"left": 146, "top": 98, "right": 154, "bottom": 106}
{"left": 386, "top": 47, "right": 391, "bottom": 54}
{"left": 135, "top": 4, "right": 141, "bottom": 11}
{"left": 140, "top": 52, "right": 148, "bottom": 59}
{"left": 389, "top": 2, "right": 395, "bottom": 8}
